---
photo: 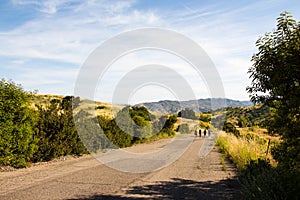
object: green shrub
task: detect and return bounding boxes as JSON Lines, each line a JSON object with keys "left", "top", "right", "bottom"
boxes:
{"left": 160, "top": 115, "right": 177, "bottom": 137}
{"left": 177, "top": 123, "right": 190, "bottom": 134}
{"left": 238, "top": 117, "right": 248, "bottom": 128}
{"left": 199, "top": 113, "right": 212, "bottom": 122}
{"left": 223, "top": 122, "right": 240, "bottom": 137}
{"left": 32, "top": 96, "right": 87, "bottom": 162}
{"left": 96, "top": 105, "right": 106, "bottom": 109}
{"left": 178, "top": 108, "right": 197, "bottom": 120}
{"left": 0, "top": 79, "right": 37, "bottom": 168}
{"left": 240, "top": 159, "right": 300, "bottom": 200}
{"left": 75, "top": 111, "right": 110, "bottom": 152}
{"left": 97, "top": 107, "right": 134, "bottom": 148}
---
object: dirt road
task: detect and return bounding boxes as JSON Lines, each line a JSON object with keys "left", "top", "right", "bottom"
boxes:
{"left": 0, "top": 135, "right": 241, "bottom": 199}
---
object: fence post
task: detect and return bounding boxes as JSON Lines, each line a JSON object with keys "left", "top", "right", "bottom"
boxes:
{"left": 266, "top": 138, "right": 271, "bottom": 157}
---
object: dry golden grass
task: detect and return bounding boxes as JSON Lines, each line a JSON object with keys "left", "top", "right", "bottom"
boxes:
{"left": 31, "top": 94, "right": 124, "bottom": 119}
{"left": 31, "top": 94, "right": 64, "bottom": 108}
{"left": 217, "top": 130, "right": 279, "bottom": 170}
{"left": 81, "top": 99, "right": 124, "bottom": 119}
{"left": 238, "top": 127, "right": 281, "bottom": 142}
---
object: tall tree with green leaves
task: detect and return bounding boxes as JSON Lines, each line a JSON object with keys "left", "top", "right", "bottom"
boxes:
{"left": 247, "top": 11, "right": 300, "bottom": 172}
{"left": 0, "top": 79, "right": 37, "bottom": 167}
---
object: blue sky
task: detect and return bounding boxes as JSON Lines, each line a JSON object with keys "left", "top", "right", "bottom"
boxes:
{"left": 1, "top": 0, "right": 300, "bottom": 104}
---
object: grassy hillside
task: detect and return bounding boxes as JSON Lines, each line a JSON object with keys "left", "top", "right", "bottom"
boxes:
{"left": 32, "top": 94, "right": 124, "bottom": 119}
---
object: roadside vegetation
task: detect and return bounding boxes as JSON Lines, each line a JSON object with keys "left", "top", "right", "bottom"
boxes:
{"left": 217, "top": 129, "right": 278, "bottom": 170}
{"left": 218, "top": 11, "right": 300, "bottom": 199}
{"left": 0, "top": 79, "right": 178, "bottom": 168}
{"left": 1, "top": 10, "right": 298, "bottom": 200}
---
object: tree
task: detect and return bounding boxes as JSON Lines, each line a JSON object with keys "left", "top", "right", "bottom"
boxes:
{"left": 33, "top": 96, "right": 87, "bottom": 162}
{"left": 222, "top": 122, "right": 240, "bottom": 137}
{"left": 247, "top": 11, "right": 300, "bottom": 172}
{"left": 160, "top": 115, "right": 177, "bottom": 136}
{"left": 199, "top": 113, "right": 211, "bottom": 122}
{"left": 178, "top": 108, "right": 197, "bottom": 120}
{"left": 76, "top": 110, "right": 110, "bottom": 152}
{"left": 0, "top": 79, "right": 37, "bottom": 167}
{"left": 130, "top": 106, "right": 153, "bottom": 142}
{"left": 177, "top": 123, "right": 190, "bottom": 134}
{"left": 98, "top": 106, "right": 134, "bottom": 148}
{"left": 238, "top": 117, "right": 248, "bottom": 128}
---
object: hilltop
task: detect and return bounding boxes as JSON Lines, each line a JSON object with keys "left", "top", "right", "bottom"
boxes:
{"left": 136, "top": 98, "right": 253, "bottom": 114}
{"left": 33, "top": 95, "right": 252, "bottom": 115}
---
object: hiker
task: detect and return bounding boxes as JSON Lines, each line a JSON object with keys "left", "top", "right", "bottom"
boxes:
{"left": 208, "top": 127, "right": 211, "bottom": 137}
{"left": 204, "top": 129, "right": 207, "bottom": 137}
{"left": 199, "top": 128, "right": 202, "bottom": 137}
{"left": 194, "top": 129, "right": 197, "bottom": 137}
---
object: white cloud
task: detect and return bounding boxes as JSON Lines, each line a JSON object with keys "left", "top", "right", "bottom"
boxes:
{"left": 1, "top": 0, "right": 162, "bottom": 65}
{"left": 12, "top": 0, "right": 81, "bottom": 14}
{"left": 4, "top": 0, "right": 299, "bottom": 102}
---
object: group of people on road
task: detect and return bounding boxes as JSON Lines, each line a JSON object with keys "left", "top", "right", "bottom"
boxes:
{"left": 194, "top": 127, "right": 211, "bottom": 138}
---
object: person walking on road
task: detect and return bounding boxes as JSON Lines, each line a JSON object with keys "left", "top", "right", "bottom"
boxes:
{"left": 199, "top": 128, "right": 202, "bottom": 137}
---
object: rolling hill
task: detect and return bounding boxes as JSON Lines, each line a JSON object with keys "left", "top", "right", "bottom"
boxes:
{"left": 33, "top": 95, "right": 252, "bottom": 115}
{"left": 136, "top": 98, "right": 253, "bottom": 114}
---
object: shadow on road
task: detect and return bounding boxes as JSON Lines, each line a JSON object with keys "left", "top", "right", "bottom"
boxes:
{"left": 70, "top": 177, "right": 241, "bottom": 200}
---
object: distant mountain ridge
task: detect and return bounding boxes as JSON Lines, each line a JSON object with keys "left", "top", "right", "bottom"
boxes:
{"left": 136, "top": 98, "right": 253, "bottom": 114}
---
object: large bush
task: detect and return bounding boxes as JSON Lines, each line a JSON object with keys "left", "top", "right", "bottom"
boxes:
{"left": 0, "top": 79, "right": 37, "bottom": 167}
{"left": 32, "top": 96, "right": 87, "bottom": 162}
